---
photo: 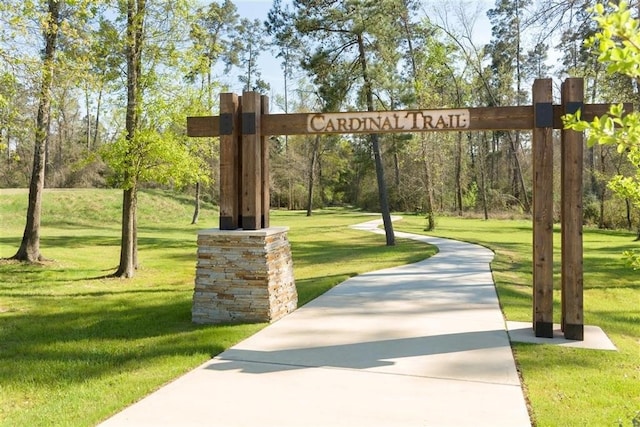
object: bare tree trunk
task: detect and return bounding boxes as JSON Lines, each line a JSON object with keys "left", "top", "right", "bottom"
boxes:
{"left": 455, "top": 132, "right": 463, "bottom": 215}
{"left": 283, "top": 61, "right": 293, "bottom": 211}
{"left": 421, "top": 137, "right": 435, "bottom": 231}
{"left": 507, "top": 132, "right": 530, "bottom": 212}
{"left": 479, "top": 133, "right": 490, "bottom": 220}
{"left": 306, "top": 135, "right": 319, "bottom": 216}
{"left": 85, "top": 88, "right": 91, "bottom": 150}
{"left": 393, "top": 139, "right": 400, "bottom": 187}
{"left": 357, "top": 33, "right": 394, "bottom": 246}
{"left": 116, "top": 187, "right": 136, "bottom": 278}
{"left": 93, "top": 82, "right": 103, "bottom": 149}
{"left": 191, "top": 181, "right": 201, "bottom": 224}
{"left": 588, "top": 71, "right": 600, "bottom": 197}
{"left": 318, "top": 150, "right": 327, "bottom": 207}
{"left": 115, "top": 0, "right": 145, "bottom": 278}
{"left": 401, "top": 3, "right": 436, "bottom": 227}
{"left": 598, "top": 145, "right": 606, "bottom": 229}
{"left": 512, "top": 1, "right": 530, "bottom": 213}
{"left": 12, "top": 0, "right": 60, "bottom": 263}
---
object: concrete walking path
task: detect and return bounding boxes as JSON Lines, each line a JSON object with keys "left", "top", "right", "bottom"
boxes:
{"left": 99, "top": 217, "right": 531, "bottom": 427}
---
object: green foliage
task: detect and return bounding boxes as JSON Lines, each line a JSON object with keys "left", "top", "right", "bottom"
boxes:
{"left": 100, "top": 81, "right": 212, "bottom": 191}
{"left": 564, "top": 1, "right": 640, "bottom": 266}
{"left": 100, "top": 128, "right": 207, "bottom": 191}
{"left": 187, "top": 0, "right": 238, "bottom": 91}
{"left": 486, "top": 0, "right": 531, "bottom": 104}
{"left": 232, "top": 18, "right": 271, "bottom": 93}
{"left": 590, "top": 2, "right": 640, "bottom": 78}
{"left": 462, "top": 182, "right": 478, "bottom": 210}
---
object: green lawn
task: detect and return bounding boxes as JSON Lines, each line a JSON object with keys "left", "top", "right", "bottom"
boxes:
{"left": 0, "top": 189, "right": 434, "bottom": 426}
{"left": 394, "top": 214, "right": 640, "bottom": 427}
{"left": 2, "top": 190, "right": 638, "bottom": 426}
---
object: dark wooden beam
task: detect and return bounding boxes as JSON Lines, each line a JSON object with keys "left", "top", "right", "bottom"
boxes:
{"left": 189, "top": 103, "right": 633, "bottom": 138}
{"left": 561, "top": 78, "right": 585, "bottom": 341}
{"left": 532, "top": 78, "right": 554, "bottom": 338}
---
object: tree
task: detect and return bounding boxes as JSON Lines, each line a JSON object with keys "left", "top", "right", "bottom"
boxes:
{"left": 399, "top": 15, "right": 460, "bottom": 228}
{"left": 109, "top": 0, "right": 146, "bottom": 277}
{"left": 266, "top": 0, "right": 302, "bottom": 209}
{"left": 84, "top": 18, "right": 122, "bottom": 152}
{"left": 431, "top": 1, "right": 502, "bottom": 217}
{"left": 486, "top": 0, "right": 531, "bottom": 213}
{"left": 1, "top": 0, "right": 102, "bottom": 261}
{"left": 10, "top": 0, "right": 61, "bottom": 262}
{"left": 266, "top": 0, "right": 301, "bottom": 115}
{"left": 100, "top": 0, "right": 203, "bottom": 278}
{"left": 0, "top": 72, "right": 27, "bottom": 188}
{"left": 565, "top": 1, "right": 640, "bottom": 267}
{"left": 231, "top": 18, "right": 271, "bottom": 93}
{"left": 187, "top": 0, "right": 239, "bottom": 223}
{"left": 305, "top": 134, "right": 320, "bottom": 216}
{"left": 291, "top": 0, "right": 404, "bottom": 246}
{"left": 188, "top": 0, "right": 238, "bottom": 99}
{"left": 523, "top": 42, "right": 551, "bottom": 80}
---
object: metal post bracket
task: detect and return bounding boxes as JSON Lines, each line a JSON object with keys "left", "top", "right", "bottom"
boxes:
{"left": 535, "top": 102, "right": 553, "bottom": 128}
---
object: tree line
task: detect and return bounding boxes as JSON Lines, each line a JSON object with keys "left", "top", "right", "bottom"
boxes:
{"left": 1, "top": 0, "right": 639, "bottom": 275}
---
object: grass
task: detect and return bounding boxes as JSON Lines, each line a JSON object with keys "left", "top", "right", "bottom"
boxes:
{"left": 394, "top": 214, "right": 640, "bottom": 427}
{"left": 0, "top": 189, "right": 435, "bottom": 427}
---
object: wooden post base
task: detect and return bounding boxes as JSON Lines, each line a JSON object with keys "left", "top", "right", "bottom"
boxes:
{"left": 534, "top": 321, "right": 554, "bottom": 339}
{"left": 563, "top": 324, "right": 584, "bottom": 341}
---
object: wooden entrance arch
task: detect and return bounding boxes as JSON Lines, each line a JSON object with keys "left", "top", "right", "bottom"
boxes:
{"left": 188, "top": 77, "right": 621, "bottom": 341}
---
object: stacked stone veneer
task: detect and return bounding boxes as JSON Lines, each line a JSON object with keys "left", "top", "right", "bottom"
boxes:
{"left": 192, "top": 227, "right": 297, "bottom": 324}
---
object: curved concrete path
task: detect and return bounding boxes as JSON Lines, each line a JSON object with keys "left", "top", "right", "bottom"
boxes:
{"left": 100, "top": 218, "right": 531, "bottom": 427}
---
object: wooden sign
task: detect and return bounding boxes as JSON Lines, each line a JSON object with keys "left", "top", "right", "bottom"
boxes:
{"left": 188, "top": 104, "right": 628, "bottom": 138}
{"left": 307, "top": 109, "right": 470, "bottom": 133}
{"left": 185, "top": 79, "right": 634, "bottom": 341}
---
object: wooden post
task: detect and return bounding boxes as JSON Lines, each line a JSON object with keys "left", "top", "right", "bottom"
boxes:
{"left": 261, "top": 95, "right": 270, "bottom": 228}
{"left": 241, "top": 92, "right": 262, "bottom": 230}
{"left": 532, "top": 78, "right": 554, "bottom": 338}
{"left": 561, "top": 78, "right": 585, "bottom": 341}
{"left": 219, "top": 93, "right": 240, "bottom": 230}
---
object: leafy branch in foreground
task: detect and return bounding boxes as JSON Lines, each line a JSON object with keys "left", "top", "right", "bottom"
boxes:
{"left": 563, "top": 1, "right": 640, "bottom": 268}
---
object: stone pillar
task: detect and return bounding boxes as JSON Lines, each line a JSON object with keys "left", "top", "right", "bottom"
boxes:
{"left": 192, "top": 227, "right": 297, "bottom": 324}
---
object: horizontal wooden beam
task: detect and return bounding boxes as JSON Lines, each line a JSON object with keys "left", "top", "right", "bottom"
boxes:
{"left": 187, "top": 103, "right": 633, "bottom": 138}
{"left": 187, "top": 116, "right": 220, "bottom": 137}
{"left": 262, "top": 107, "right": 534, "bottom": 135}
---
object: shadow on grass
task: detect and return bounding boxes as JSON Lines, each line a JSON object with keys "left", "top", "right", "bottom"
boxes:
{"left": 511, "top": 342, "right": 616, "bottom": 369}
{"left": 1, "top": 235, "right": 120, "bottom": 250}
{"left": 0, "top": 297, "right": 237, "bottom": 388}
{"left": 295, "top": 274, "right": 357, "bottom": 307}
{"left": 292, "top": 237, "right": 431, "bottom": 267}
{"left": 588, "top": 310, "right": 640, "bottom": 337}
{"left": 0, "top": 287, "right": 187, "bottom": 298}
{"left": 40, "top": 220, "right": 121, "bottom": 231}
{"left": 0, "top": 260, "right": 124, "bottom": 284}
{"left": 494, "top": 284, "right": 532, "bottom": 307}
